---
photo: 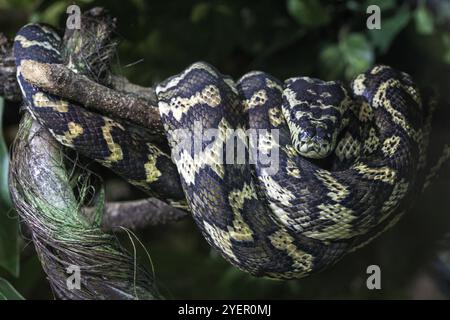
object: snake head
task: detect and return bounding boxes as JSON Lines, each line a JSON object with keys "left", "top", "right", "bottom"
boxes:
{"left": 282, "top": 77, "right": 350, "bottom": 159}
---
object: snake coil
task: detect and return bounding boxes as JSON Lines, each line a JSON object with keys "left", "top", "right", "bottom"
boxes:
{"left": 14, "top": 23, "right": 431, "bottom": 279}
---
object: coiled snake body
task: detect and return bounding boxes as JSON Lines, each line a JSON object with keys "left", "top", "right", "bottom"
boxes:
{"left": 14, "top": 23, "right": 432, "bottom": 279}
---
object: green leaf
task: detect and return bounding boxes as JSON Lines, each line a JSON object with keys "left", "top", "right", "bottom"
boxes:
{"left": 191, "top": 2, "right": 211, "bottom": 23}
{"left": 0, "top": 278, "right": 25, "bottom": 300}
{"left": 0, "top": 97, "right": 19, "bottom": 277}
{"left": 320, "top": 33, "right": 374, "bottom": 80}
{"left": 34, "top": 1, "right": 67, "bottom": 25}
{"left": 319, "top": 44, "right": 346, "bottom": 80}
{"left": 0, "top": 99, "right": 12, "bottom": 212}
{"left": 414, "top": 4, "right": 434, "bottom": 35}
{"left": 368, "top": 5, "right": 411, "bottom": 53}
{"left": 287, "top": 0, "right": 331, "bottom": 28}
{"left": 0, "top": 0, "right": 36, "bottom": 10}
{"left": 339, "top": 33, "right": 374, "bottom": 79}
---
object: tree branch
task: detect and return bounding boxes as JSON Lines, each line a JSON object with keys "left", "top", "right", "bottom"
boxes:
{"left": 0, "top": 33, "right": 20, "bottom": 101}
{"left": 20, "top": 60, "right": 164, "bottom": 133}
{"left": 83, "top": 198, "right": 187, "bottom": 232}
{"left": 2, "top": 7, "right": 185, "bottom": 231}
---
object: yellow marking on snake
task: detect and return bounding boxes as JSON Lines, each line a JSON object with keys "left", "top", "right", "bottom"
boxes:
{"left": 259, "top": 175, "right": 295, "bottom": 206}
{"left": 283, "top": 88, "right": 341, "bottom": 118}
{"left": 382, "top": 135, "right": 401, "bottom": 157}
{"left": 370, "top": 65, "right": 388, "bottom": 75}
{"left": 352, "top": 74, "right": 366, "bottom": 95}
{"left": 286, "top": 158, "right": 301, "bottom": 178}
{"left": 265, "top": 78, "right": 283, "bottom": 92}
{"left": 268, "top": 107, "right": 284, "bottom": 127}
{"left": 304, "top": 203, "right": 356, "bottom": 240}
{"left": 268, "top": 203, "right": 313, "bottom": 233}
{"left": 38, "top": 24, "right": 61, "bottom": 39}
{"left": 358, "top": 101, "right": 373, "bottom": 122}
{"left": 101, "top": 118, "right": 124, "bottom": 163}
{"left": 268, "top": 229, "right": 313, "bottom": 275}
{"left": 201, "top": 184, "right": 258, "bottom": 259}
{"left": 18, "top": 24, "right": 435, "bottom": 280}
{"left": 316, "top": 170, "right": 349, "bottom": 202}
{"left": 284, "top": 145, "right": 299, "bottom": 158}
{"left": 285, "top": 121, "right": 302, "bottom": 153}
{"left": 335, "top": 133, "right": 361, "bottom": 161}
{"left": 159, "top": 85, "right": 221, "bottom": 121}
{"left": 227, "top": 183, "right": 256, "bottom": 241}
{"left": 143, "top": 144, "right": 163, "bottom": 183}
{"left": 353, "top": 163, "right": 397, "bottom": 184}
{"left": 21, "top": 23, "right": 61, "bottom": 41}
{"left": 33, "top": 92, "right": 68, "bottom": 112}
{"left": 14, "top": 34, "right": 60, "bottom": 54}
{"left": 363, "top": 127, "right": 380, "bottom": 154}
{"left": 373, "top": 79, "right": 422, "bottom": 141}
{"left": 170, "top": 118, "right": 241, "bottom": 185}
{"left": 242, "top": 89, "right": 267, "bottom": 111}
{"left": 61, "top": 122, "right": 84, "bottom": 146}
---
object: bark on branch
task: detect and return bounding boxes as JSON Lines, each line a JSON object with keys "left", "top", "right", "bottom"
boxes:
{"left": 0, "top": 33, "right": 20, "bottom": 101}
{"left": 20, "top": 60, "right": 164, "bottom": 134}
{"left": 84, "top": 198, "right": 187, "bottom": 232}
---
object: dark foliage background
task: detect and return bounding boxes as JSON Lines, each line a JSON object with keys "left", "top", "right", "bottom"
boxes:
{"left": 0, "top": 0, "right": 449, "bottom": 299}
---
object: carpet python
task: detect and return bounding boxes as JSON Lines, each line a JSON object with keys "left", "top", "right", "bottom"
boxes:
{"left": 13, "top": 23, "right": 449, "bottom": 279}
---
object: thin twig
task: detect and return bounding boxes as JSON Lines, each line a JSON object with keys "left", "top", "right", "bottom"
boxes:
{"left": 83, "top": 198, "right": 187, "bottom": 232}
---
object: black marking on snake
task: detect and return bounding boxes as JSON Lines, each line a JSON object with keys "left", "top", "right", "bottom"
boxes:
{"left": 14, "top": 23, "right": 439, "bottom": 279}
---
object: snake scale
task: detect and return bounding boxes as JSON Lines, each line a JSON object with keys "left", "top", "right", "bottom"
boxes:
{"left": 13, "top": 23, "right": 444, "bottom": 279}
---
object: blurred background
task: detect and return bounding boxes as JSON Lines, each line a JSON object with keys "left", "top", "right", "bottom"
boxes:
{"left": 0, "top": 0, "right": 450, "bottom": 299}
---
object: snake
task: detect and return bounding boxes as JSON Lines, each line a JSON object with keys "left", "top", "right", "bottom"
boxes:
{"left": 13, "top": 23, "right": 445, "bottom": 279}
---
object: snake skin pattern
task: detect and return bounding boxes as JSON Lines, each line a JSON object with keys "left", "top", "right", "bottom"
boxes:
{"left": 13, "top": 23, "right": 439, "bottom": 279}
